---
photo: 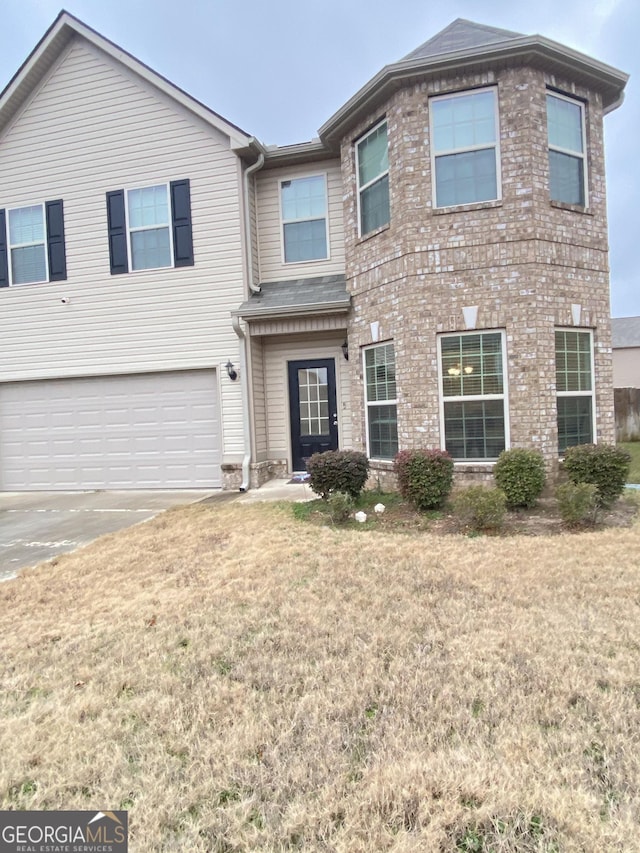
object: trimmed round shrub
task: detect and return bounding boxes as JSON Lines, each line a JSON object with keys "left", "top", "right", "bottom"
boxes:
{"left": 562, "top": 443, "right": 631, "bottom": 509}
{"left": 393, "top": 449, "right": 454, "bottom": 511}
{"left": 306, "top": 450, "right": 369, "bottom": 500}
{"left": 494, "top": 448, "right": 546, "bottom": 509}
{"left": 452, "top": 486, "right": 507, "bottom": 532}
{"left": 555, "top": 481, "right": 598, "bottom": 527}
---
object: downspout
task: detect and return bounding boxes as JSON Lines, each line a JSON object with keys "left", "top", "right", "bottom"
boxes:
{"left": 236, "top": 143, "right": 265, "bottom": 490}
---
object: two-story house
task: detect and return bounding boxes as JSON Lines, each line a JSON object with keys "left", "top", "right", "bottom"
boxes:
{"left": 0, "top": 13, "right": 628, "bottom": 491}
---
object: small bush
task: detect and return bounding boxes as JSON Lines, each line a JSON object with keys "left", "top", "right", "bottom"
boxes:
{"left": 494, "top": 448, "right": 546, "bottom": 508}
{"left": 306, "top": 450, "right": 369, "bottom": 500}
{"left": 555, "top": 481, "right": 598, "bottom": 527}
{"left": 452, "top": 486, "right": 507, "bottom": 532}
{"left": 562, "top": 443, "right": 631, "bottom": 509}
{"left": 326, "top": 491, "right": 354, "bottom": 524}
{"left": 393, "top": 449, "right": 454, "bottom": 511}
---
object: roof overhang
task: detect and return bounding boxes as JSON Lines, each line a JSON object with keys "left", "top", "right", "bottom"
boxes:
{"left": 0, "top": 10, "right": 256, "bottom": 151}
{"left": 262, "top": 139, "right": 335, "bottom": 169}
{"left": 319, "top": 35, "right": 629, "bottom": 148}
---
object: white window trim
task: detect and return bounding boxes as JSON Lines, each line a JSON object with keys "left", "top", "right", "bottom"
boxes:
{"left": 429, "top": 86, "right": 502, "bottom": 210}
{"left": 363, "top": 341, "right": 398, "bottom": 461}
{"left": 278, "top": 172, "right": 330, "bottom": 265}
{"left": 124, "top": 182, "right": 174, "bottom": 272}
{"left": 555, "top": 327, "right": 596, "bottom": 449}
{"left": 356, "top": 119, "right": 389, "bottom": 238}
{"left": 6, "top": 202, "right": 49, "bottom": 286}
{"left": 437, "top": 329, "right": 510, "bottom": 461}
{"left": 547, "top": 90, "right": 589, "bottom": 208}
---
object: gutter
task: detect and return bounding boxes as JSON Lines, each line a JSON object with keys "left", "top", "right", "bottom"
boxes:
{"left": 233, "top": 300, "right": 350, "bottom": 321}
{"left": 234, "top": 139, "right": 266, "bottom": 491}
{"left": 232, "top": 314, "right": 252, "bottom": 491}
{"left": 244, "top": 140, "right": 265, "bottom": 294}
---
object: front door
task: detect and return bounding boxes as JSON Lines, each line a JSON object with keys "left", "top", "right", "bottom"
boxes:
{"left": 288, "top": 359, "right": 339, "bottom": 471}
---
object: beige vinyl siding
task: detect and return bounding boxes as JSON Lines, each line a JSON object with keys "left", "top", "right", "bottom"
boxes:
{"left": 256, "top": 160, "right": 345, "bottom": 283}
{"left": 262, "top": 333, "right": 352, "bottom": 464}
{"left": 0, "top": 38, "right": 248, "bottom": 456}
{"left": 613, "top": 349, "right": 640, "bottom": 387}
{"left": 249, "top": 339, "right": 268, "bottom": 460}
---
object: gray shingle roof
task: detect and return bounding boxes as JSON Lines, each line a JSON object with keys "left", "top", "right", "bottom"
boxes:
{"left": 611, "top": 316, "right": 640, "bottom": 348}
{"left": 235, "top": 275, "right": 350, "bottom": 319}
{"left": 403, "top": 18, "right": 524, "bottom": 62}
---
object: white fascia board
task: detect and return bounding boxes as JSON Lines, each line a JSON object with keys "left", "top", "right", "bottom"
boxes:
{"left": 0, "top": 12, "right": 255, "bottom": 152}
{"left": 319, "top": 35, "right": 629, "bottom": 144}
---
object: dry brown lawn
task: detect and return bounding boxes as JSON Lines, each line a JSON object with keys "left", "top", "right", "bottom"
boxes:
{"left": 1, "top": 500, "right": 639, "bottom": 852}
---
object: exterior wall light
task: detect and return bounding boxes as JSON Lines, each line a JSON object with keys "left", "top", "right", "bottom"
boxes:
{"left": 225, "top": 360, "right": 238, "bottom": 381}
{"left": 341, "top": 340, "right": 349, "bottom": 361}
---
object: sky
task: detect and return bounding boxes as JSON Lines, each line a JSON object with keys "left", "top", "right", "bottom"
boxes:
{"left": 0, "top": 0, "right": 637, "bottom": 317}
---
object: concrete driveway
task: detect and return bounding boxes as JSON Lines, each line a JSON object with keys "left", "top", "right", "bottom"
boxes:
{"left": 0, "top": 490, "right": 220, "bottom": 581}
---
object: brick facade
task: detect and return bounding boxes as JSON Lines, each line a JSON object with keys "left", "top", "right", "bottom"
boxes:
{"left": 340, "top": 64, "right": 614, "bottom": 479}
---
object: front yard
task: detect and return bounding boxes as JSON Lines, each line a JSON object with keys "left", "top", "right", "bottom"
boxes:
{"left": 1, "top": 500, "right": 639, "bottom": 851}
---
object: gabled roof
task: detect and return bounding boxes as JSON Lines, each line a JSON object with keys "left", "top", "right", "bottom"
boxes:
{"left": 612, "top": 317, "right": 640, "bottom": 348}
{"left": 403, "top": 19, "right": 524, "bottom": 61}
{"left": 0, "top": 10, "right": 260, "bottom": 155}
{"left": 319, "top": 18, "right": 629, "bottom": 149}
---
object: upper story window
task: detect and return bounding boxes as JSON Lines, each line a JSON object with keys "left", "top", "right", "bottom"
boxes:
{"left": 106, "top": 180, "right": 193, "bottom": 275}
{"left": 439, "top": 330, "right": 508, "bottom": 461}
{"left": 0, "top": 200, "right": 67, "bottom": 287}
{"left": 356, "top": 120, "right": 389, "bottom": 236}
{"left": 280, "top": 175, "right": 328, "bottom": 263}
{"left": 547, "top": 92, "right": 587, "bottom": 206}
{"left": 127, "top": 185, "right": 172, "bottom": 270}
{"left": 430, "top": 88, "right": 500, "bottom": 208}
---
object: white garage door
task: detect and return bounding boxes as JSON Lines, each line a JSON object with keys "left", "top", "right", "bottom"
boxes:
{"left": 0, "top": 370, "right": 221, "bottom": 489}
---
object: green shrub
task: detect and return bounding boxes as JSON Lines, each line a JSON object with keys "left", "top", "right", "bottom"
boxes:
{"left": 452, "top": 486, "right": 507, "bottom": 532}
{"left": 555, "top": 481, "right": 598, "bottom": 527}
{"left": 393, "top": 449, "right": 454, "bottom": 511}
{"left": 562, "top": 443, "right": 631, "bottom": 509}
{"left": 326, "top": 491, "right": 354, "bottom": 524}
{"left": 306, "top": 450, "right": 369, "bottom": 500}
{"left": 494, "top": 448, "right": 546, "bottom": 508}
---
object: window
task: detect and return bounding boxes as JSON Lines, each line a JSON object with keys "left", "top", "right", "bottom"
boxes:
{"left": 430, "top": 88, "right": 500, "bottom": 208}
{"left": 364, "top": 343, "right": 398, "bottom": 460}
{"left": 547, "top": 92, "right": 587, "bottom": 206}
{"left": 281, "top": 175, "right": 328, "bottom": 263}
{"left": 0, "top": 200, "right": 67, "bottom": 287}
{"left": 555, "top": 329, "right": 594, "bottom": 452}
{"left": 106, "top": 180, "right": 193, "bottom": 275}
{"left": 127, "top": 185, "right": 171, "bottom": 270}
{"left": 356, "top": 121, "right": 389, "bottom": 236}
{"left": 439, "top": 331, "right": 507, "bottom": 460}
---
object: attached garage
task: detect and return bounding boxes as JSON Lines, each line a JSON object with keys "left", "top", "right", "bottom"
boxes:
{"left": 0, "top": 370, "right": 222, "bottom": 490}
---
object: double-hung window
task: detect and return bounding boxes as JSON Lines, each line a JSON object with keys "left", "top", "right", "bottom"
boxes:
{"left": 356, "top": 121, "right": 390, "bottom": 236}
{"left": 0, "top": 200, "right": 67, "bottom": 287}
{"left": 547, "top": 92, "right": 587, "bottom": 206}
{"left": 281, "top": 175, "right": 328, "bottom": 263}
{"left": 555, "top": 329, "right": 594, "bottom": 452}
{"left": 106, "top": 179, "right": 193, "bottom": 275}
{"left": 439, "top": 331, "right": 508, "bottom": 460}
{"left": 431, "top": 88, "right": 500, "bottom": 208}
{"left": 364, "top": 343, "right": 398, "bottom": 460}
{"left": 127, "top": 185, "right": 172, "bottom": 270}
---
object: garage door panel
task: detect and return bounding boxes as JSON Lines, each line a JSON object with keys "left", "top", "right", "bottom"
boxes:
{"left": 0, "top": 370, "right": 221, "bottom": 490}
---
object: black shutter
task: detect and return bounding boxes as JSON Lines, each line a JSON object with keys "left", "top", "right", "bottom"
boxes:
{"left": 106, "top": 190, "right": 129, "bottom": 275}
{"left": 170, "top": 179, "right": 194, "bottom": 267}
{"left": 45, "top": 199, "right": 67, "bottom": 281}
{"left": 0, "top": 209, "right": 8, "bottom": 287}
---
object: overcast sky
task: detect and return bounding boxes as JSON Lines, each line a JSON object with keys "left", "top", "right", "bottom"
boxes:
{"left": 0, "top": 0, "right": 637, "bottom": 317}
